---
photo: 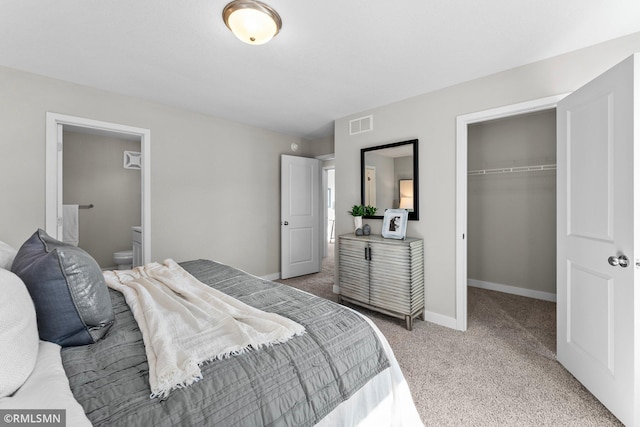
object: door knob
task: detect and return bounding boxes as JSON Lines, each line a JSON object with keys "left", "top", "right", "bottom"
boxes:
{"left": 282, "top": 221, "right": 289, "bottom": 226}
{"left": 608, "top": 254, "right": 629, "bottom": 268}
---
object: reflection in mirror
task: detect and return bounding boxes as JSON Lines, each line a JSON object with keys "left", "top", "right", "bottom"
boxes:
{"left": 361, "top": 139, "right": 419, "bottom": 220}
{"left": 399, "top": 179, "right": 413, "bottom": 210}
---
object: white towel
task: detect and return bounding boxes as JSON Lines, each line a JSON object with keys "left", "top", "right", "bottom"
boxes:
{"left": 62, "top": 205, "right": 79, "bottom": 246}
{"left": 104, "top": 259, "right": 305, "bottom": 399}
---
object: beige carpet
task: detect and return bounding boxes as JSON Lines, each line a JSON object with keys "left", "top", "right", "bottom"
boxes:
{"left": 277, "top": 244, "right": 622, "bottom": 426}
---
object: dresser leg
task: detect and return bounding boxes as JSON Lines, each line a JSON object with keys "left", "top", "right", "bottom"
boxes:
{"left": 405, "top": 315, "right": 413, "bottom": 331}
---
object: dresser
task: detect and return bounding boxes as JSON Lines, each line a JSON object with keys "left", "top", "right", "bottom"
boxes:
{"left": 338, "top": 234, "right": 424, "bottom": 330}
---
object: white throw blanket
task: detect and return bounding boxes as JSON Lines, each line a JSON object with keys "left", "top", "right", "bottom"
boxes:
{"left": 104, "top": 259, "right": 305, "bottom": 399}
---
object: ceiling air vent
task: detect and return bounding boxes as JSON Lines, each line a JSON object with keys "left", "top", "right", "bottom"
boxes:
{"left": 349, "top": 115, "right": 373, "bottom": 135}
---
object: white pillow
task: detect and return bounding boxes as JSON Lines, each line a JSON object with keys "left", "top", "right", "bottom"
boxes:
{"left": 0, "top": 268, "right": 39, "bottom": 397}
{"left": 0, "top": 241, "right": 17, "bottom": 270}
{"left": 0, "top": 341, "right": 92, "bottom": 427}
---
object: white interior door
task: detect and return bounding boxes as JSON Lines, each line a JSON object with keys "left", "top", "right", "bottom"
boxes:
{"left": 557, "top": 54, "right": 639, "bottom": 426}
{"left": 281, "top": 155, "right": 322, "bottom": 279}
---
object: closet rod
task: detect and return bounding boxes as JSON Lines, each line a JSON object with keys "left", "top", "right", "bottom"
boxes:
{"left": 79, "top": 204, "right": 94, "bottom": 209}
{"left": 468, "top": 164, "right": 556, "bottom": 176}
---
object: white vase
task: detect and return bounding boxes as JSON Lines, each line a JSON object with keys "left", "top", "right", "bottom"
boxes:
{"left": 353, "top": 216, "right": 363, "bottom": 233}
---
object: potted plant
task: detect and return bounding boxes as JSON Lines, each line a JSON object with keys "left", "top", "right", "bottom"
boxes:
{"left": 348, "top": 204, "right": 365, "bottom": 217}
{"left": 348, "top": 205, "right": 377, "bottom": 234}
{"left": 348, "top": 205, "right": 366, "bottom": 233}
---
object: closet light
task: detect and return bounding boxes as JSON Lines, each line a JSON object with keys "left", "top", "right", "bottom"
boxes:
{"left": 223, "top": 0, "right": 282, "bottom": 45}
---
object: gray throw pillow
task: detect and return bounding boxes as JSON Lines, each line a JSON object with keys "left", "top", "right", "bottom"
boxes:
{"left": 11, "top": 229, "right": 114, "bottom": 347}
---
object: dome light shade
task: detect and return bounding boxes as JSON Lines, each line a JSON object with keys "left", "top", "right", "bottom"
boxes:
{"left": 223, "top": 0, "right": 282, "bottom": 45}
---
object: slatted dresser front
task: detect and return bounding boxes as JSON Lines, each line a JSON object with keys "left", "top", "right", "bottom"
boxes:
{"left": 338, "top": 234, "right": 424, "bottom": 330}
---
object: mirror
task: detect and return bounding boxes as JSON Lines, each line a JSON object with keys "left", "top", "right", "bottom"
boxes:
{"left": 361, "top": 139, "right": 419, "bottom": 220}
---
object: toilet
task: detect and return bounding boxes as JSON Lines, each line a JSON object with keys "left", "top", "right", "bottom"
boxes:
{"left": 113, "top": 250, "right": 133, "bottom": 270}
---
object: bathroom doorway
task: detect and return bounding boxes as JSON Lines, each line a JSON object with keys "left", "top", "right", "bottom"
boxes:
{"left": 45, "top": 113, "right": 151, "bottom": 266}
{"left": 63, "top": 130, "right": 141, "bottom": 268}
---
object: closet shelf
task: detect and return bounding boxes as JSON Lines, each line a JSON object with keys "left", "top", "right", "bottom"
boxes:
{"left": 468, "top": 164, "right": 556, "bottom": 176}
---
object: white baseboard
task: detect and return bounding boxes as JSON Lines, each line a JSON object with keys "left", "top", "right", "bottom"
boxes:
{"left": 468, "top": 279, "right": 556, "bottom": 302}
{"left": 423, "top": 310, "right": 458, "bottom": 330}
{"left": 261, "top": 272, "right": 281, "bottom": 281}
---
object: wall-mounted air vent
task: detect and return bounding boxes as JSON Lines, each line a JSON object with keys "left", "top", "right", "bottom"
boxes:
{"left": 124, "top": 151, "right": 142, "bottom": 170}
{"left": 349, "top": 115, "right": 373, "bottom": 135}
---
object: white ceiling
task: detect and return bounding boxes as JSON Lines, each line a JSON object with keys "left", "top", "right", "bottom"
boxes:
{"left": 2, "top": 1, "right": 640, "bottom": 140}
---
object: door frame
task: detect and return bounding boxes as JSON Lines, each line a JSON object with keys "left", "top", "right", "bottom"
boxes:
{"left": 454, "top": 94, "right": 568, "bottom": 331}
{"left": 317, "top": 154, "right": 335, "bottom": 260}
{"left": 322, "top": 165, "right": 335, "bottom": 258}
{"left": 45, "top": 112, "right": 151, "bottom": 264}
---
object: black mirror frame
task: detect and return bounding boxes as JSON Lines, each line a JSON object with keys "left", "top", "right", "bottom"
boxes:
{"left": 361, "top": 139, "right": 419, "bottom": 221}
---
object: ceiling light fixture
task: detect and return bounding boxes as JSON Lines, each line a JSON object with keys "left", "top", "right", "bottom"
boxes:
{"left": 222, "top": 0, "right": 282, "bottom": 45}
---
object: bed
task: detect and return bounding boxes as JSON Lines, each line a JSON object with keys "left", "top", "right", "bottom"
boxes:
{"left": 0, "top": 230, "right": 423, "bottom": 426}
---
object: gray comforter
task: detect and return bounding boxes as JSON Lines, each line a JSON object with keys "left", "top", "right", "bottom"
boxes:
{"left": 61, "top": 259, "right": 390, "bottom": 426}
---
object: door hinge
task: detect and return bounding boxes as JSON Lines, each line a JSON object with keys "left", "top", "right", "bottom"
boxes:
{"left": 57, "top": 142, "right": 63, "bottom": 152}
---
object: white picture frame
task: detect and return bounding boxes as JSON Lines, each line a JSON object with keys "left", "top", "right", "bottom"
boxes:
{"left": 382, "top": 209, "right": 408, "bottom": 239}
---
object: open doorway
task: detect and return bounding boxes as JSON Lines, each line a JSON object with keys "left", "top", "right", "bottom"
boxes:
{"left": 455, "top": 94, "right": 566, "bottom": 331}
{"left": 63, "top": 130, "right": 141, "bottom": 269}
{"left": 325, "top": 167, "right": 336, "bottom": 259}
{"left": 323, "top": 165, "right": 336, "bottom": 293}
{"left": 467, "top": 109, "right": 557, "bottom": 301}
{"left": 45, "top": 113, "right": 151, "bottom": 266}
{"left": 466, "top": 110, "right": 557, "bottom": 355}
{"left": 320, "top": 153, "right": 336, "bottom": 262}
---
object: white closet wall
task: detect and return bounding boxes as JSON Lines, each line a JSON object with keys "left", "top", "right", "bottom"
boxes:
{"left": 467, "top": 109, "right": 556, "bottom": 299}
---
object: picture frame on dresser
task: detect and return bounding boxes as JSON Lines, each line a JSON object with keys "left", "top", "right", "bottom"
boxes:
{"left": 382, "top": 208, "right": 408, "bottom": 239}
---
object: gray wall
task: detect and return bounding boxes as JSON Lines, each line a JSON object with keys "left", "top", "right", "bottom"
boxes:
{"left": 304, "top": 135, "right": 334, "bottom": 158}
{"left": 334, "top": 32, "right": 640, "bottom": 325}
{"left": 0, "top": 65, "right": 309, "bottom": 277}
{"left": 63, "top": 131, "right": 141, "bottom": 268}
{"left": 467, "top": 110, "right": 556, "bottom": 295}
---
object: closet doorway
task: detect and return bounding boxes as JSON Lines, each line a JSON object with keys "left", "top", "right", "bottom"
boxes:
{"left": 45, "top": 113, "right": 151, "bottom": 266}
{"left": 455, "top": 95, "right": 566, "bottom": 331}
{"left": 467, "top": 110, "right": 557, "bottom": 300}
